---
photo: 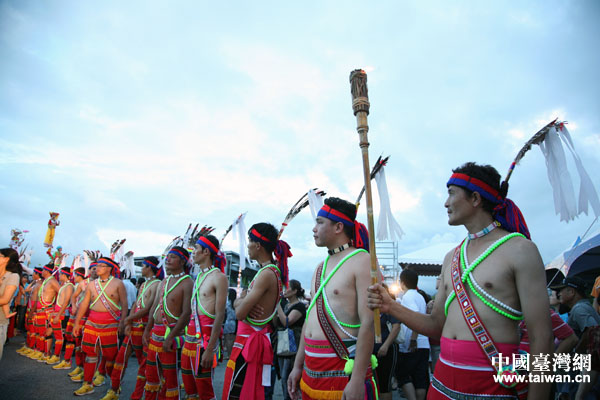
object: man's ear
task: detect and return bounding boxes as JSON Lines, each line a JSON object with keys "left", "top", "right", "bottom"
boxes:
{"left": 471, "top": 191, "right": 483, "bottom": 208}
{"left": 334, "top": 221, "right": 345, "bottom": 234}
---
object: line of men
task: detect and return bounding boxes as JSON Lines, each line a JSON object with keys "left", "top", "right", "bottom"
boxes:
{"left": 13, "top": 161, "right": 556, "bottom": 400}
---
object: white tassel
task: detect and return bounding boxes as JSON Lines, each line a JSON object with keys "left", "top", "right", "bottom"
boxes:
{"left": 231, "top": 213, "right": 248, "bottom": 289}
{"left": 556, "top": 124, "right": 600, "bottom": 218}
{"left": 307, "top": 189, "right": 324, "bottom": 221}
{"left": 539, "top": 123, "right": 600, "bottom": 221}
{"left": 83, "top": 253, "right": 90, "bottom": 276}
{"left": 59, "top": 254, "right": 68, "bottom": 269}
{"left": 73, "top": 254, "right": 81, "bottom": 270}
{"left": 374, "top": 167, "right": 404, "bottom": 241}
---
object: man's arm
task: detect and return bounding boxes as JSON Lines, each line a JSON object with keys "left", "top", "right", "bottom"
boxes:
{"left": 73, "top": 287, "right": 92, "bottom": 335}
{"left": 367, "top": 251, "right": 452, "bottom": 338}
{"left": 235, "top": 273, "right": 272, "bottom": 321}
{"left": 70, "top": 284, "right": 82, "bottom": 310}
{"left": 0, "top": 284, "right": 17, "bottom": 306}
{"left": 142, "top": 283, "right": 162, "bottom": 347}
{"left": 513, "top": 239, "right": 553, "bottom": 399}
{"left": 288, "top": 323, "right": 307, "bottom": 400}
{"left": 555, "top": 333, "right": 578, "bottom": 354}
{"left": 343, "top": 255, "right": 374, "bottom": 400}
{"left": 201, "top": 274, "right": 228, "bottom": 369}
{"left": 116, "top": 281, "right": 128, "bottom": 333}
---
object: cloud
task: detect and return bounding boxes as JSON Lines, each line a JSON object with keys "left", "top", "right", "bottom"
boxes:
{"left": 96, "top": 228, "right": 174, "bottom": 256}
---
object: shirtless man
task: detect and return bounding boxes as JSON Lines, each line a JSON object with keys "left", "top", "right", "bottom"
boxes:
{"left": 47, "top": 267, "right": 75, "bottom": 366}
{"left": 367, "top": 162, "right": 553, "bottom": 399}
{"left": 222, "top": 222, "right": 291, "bottom": 400}
{"left": 182, "top": 234, "right": 228, "bottom": 400}
{"left": 143, "top": 246, "right": 193, "bottom": 400}
{"left": 102, "top": 256, "right": 163, "bottom": 400}
{"left": 287, "top": 197, "right": 375, "bottom": 400}
{"left": 73, "top": 258, "right": 127, "bottom": 396}
{"left": 36, "top": 263, "right": 61, "bottom": 363}
{"left": 68, "top": 265, "right": 94, "bottom": 380}
{"left": 21, "top": 267, "right": 43, "bottom": 358}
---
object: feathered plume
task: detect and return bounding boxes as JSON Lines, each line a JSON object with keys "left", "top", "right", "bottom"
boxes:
{"left": 189, "top": 225, "right": 215, "bottom": 248}
{"left": 278, "top": 188, "right": 326, "bottom": 239}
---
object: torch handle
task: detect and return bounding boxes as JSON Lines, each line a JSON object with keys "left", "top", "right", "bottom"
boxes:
{"left": 350, "top": 69, "right": 382, "bottom": 343}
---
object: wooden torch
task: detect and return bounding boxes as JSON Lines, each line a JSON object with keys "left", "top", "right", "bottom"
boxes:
{"left": 350, "top": 69, "right": 382, "bottom": 343}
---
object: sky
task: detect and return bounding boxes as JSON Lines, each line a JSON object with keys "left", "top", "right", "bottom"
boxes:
{"left": 1, "top": 0, "right": 599, "bottom": 294}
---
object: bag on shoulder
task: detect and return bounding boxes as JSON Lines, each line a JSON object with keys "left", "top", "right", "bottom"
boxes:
{"left": 276, "top": 317, "right": 298, "bottom": 356}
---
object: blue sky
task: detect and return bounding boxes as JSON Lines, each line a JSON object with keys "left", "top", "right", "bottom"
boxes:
{"left": 1, "top": 0, "right": 599, "bottom": 293}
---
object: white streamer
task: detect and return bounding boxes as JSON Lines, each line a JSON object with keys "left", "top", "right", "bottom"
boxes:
{"left": 307, "top": 189, "right": 324, "bottom": 221}
{"left": 556, "top": 124, "right": 600, "bottom": 218}
{"left": 231, "top": 213, "right": 248, "bottom": 286}
{"left": 374, "top": 167, "right": 404, "bottom": 241}
{"left": 539, "top": 123, "right": 600, "bottom": 221}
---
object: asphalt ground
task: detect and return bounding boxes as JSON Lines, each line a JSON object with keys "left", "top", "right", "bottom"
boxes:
{"left": 0, "top": 333, "right": 287, "bottom": 399}
{"left": 1, "top": 334, "right": 409, "bottom": 399}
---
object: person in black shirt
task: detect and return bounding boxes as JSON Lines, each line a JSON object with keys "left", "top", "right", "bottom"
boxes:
{"left": 275, "top": 279, "right": 306, "bottom": 400}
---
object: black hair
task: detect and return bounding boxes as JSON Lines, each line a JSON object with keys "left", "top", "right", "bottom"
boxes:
{"left": 228, "top": 288, "right": 237, "bottom": 304}
{"left": 400, "top": 268, "right": 418, "bottom": 290}
{"left": 0, "top": 248, "right": 22, "bottom": 277}
{"left": 248, "top": 223, "right": 279, "bottom": 253}
{"left": 43, "top": 262, "right": 55, "bottom": 275}
{"left": 202, "top": 234, "right": 221, "bottom": 261}
{"left": 171, "top": 246, "right": 190, "bottom": 262}
{"left": 137, "top": 277, "right": 146, "bottom": 286}
{"left": 452, "top": 162, "right": 502, "bottom": 214}
{"left": 324, "top": 197, "right": 357, "bottom": 240}
{"left": 417, "top": 288, "right": 431, "bottom": 304}
{"left": 130, "top": 278, "right": 137, "bottom": 285}
{"left": 288, "top": 279, "right": 305, "bottom": 299}
{"left": 74, "top": 267, "right": 85, "bottom": 277}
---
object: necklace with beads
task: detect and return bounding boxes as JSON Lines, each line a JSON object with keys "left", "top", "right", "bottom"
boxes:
{"left": 468, "top": 221, "right": 499, "bottom": 240}
{"left": 328, "top": 243, "right": 351, "bottom": 255}
{"left": 170, "top": 271, "right": 186, "bottom": 279}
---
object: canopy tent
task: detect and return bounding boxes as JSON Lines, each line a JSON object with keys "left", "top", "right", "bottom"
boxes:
{"left": 398, "top": 242, "right": 455, "bottom": 277}
{"left": 545, "top": 230, "right": 600, "bottom": 284}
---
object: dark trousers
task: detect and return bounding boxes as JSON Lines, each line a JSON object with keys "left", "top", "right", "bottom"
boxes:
{"left": 16, "top": 305, "right": 27, "bottom": 331}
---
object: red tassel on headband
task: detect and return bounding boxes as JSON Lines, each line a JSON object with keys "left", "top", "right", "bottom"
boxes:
{"left": 275, "top": 240, "right": 292, "bottom": 287}
{"left": 353, "top": 221, "right": 370, "bottom": 252}
{"left": 214, "top": 252, "right": 227, "bottom": 273}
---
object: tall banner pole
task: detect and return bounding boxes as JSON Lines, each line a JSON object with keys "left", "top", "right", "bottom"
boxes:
{"left": 350, "top": 69, "right": 382, "bottom": 343}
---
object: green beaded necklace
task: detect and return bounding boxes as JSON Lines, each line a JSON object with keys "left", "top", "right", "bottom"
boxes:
{"left": 307, "top": 249, "right": 367, "bottom": 329}
{"left": 444, "top": 233, "right": 524, "bottom": 320}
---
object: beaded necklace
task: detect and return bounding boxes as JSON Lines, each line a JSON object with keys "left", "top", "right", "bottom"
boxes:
{"left": 328, "top": 243, "right": 351, "bottom": 255}
{"left": 462, "top": 245, "right": 523, "bottom": 318}
{"left": 444, "top": 233, "right": 524, "bottom": 320}
{"left": 468, "top": 221, "right": 500, "bottom": 240}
